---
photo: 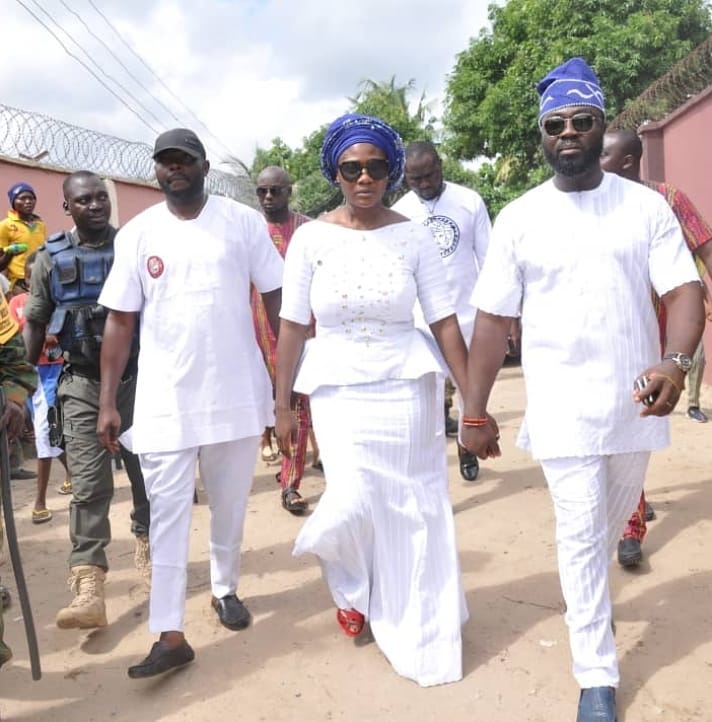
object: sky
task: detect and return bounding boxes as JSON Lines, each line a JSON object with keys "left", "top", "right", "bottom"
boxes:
{"left": 3, "top": 0, "right": 494, "bottom": 172}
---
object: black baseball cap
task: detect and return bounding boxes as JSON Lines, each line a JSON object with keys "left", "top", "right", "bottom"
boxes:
{"left": 153, "top": 128, "right": 206, "bottom": 160}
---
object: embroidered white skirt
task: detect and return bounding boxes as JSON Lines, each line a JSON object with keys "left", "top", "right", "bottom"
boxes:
{"left": 294, "top": 373, "right": 468, "bottom": 687}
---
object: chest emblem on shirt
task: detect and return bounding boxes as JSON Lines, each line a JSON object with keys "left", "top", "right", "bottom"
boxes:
{"left": 147, "top": 255, "right": 164, "bottom": 278}
{"left": 423, "top": 215, "right": 460, "bottom": 258}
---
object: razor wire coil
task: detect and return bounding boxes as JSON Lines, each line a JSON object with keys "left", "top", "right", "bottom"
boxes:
{"left": 0, "top": 103, "right": 254, "bottom": 203}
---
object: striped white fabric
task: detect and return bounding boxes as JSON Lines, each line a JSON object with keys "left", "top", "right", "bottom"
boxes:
{"left": 473, "top": 172, "right": 700, "bottom": 460}
{"left": 294, "top": 373, "right": 467, "bottom": 687}
{"left": 541, "top": 452, "right": 649, "bottom": 688}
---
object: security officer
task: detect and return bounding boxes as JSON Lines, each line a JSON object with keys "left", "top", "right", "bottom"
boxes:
{"left": 23, "top": 171, "right": 149, "bottom": 630}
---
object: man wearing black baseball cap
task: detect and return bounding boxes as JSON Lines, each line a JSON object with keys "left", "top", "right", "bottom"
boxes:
{"left": 98, "top": 128, "right": 284, "bottom": 678}
{"left": 152, "top": 128, "right": 206, "bottom": 160}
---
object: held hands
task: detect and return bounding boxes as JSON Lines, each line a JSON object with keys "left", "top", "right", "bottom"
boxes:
{"left": 275, "top": 406, "right": 297, "bottom": 459}
{"left": 96, "top": 407, "right": 122, "bottom": 454}
{"left": 460, "top": 413, "right": 501, "bottom": 460}
{"left": 633, "top": 362, "right": 684, "bottom": 417}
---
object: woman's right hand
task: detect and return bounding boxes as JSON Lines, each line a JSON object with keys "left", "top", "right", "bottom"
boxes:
{"left": 275, "top": 407, "right": 297, "bottom": 459}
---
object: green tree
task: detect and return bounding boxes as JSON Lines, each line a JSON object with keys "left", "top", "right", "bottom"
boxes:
{"left": 444, "top": 0, "right": 712, "bottom": 208}
{"left": 349, "top": 77, "right": 437, "bottom": 145}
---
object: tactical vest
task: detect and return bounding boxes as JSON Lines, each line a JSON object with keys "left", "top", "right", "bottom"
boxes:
{"left": 45, "top": 231, "right": 128, "bottom": 372}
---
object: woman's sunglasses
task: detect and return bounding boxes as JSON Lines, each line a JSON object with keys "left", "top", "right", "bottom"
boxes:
{"left": 338, "top": 158, "right": 389, "bottom": 183}
{"left": 541, "top": 113, "right": 599, "bottom": 137}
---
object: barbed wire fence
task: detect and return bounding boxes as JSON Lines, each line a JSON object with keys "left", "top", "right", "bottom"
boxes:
{"left": 609, "top": 34, "right": 712, "bottom": 130}
{"left": 0, "top": 103, "right": 255, "bottom": 204}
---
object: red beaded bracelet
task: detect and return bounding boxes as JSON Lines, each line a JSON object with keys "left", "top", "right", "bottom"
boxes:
{"left": 462, "top": 416, "right": 489, "bottom": 427}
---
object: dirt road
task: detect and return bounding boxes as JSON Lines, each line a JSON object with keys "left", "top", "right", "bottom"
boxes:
{"left": 2, "top": 367, "right": 711, "bottom": 721}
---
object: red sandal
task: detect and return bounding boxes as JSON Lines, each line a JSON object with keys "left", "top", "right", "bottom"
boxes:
{"left": 336, "top": 608, "right": 365, "bottom": 637}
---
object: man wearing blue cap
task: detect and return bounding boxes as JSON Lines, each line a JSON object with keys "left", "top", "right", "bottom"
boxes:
{"left": 0, "top": 183, "right": 47, "bottom": 293}
{"left": 460, "top": 58, "right": 704, "bottom": 721}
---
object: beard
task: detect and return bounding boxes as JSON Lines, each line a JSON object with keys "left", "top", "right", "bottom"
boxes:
{"left": 543, "top": 135, "right": 604, "bottom": 177}
{"left": 158, "top": 173, "right": 205, "bottom": 203}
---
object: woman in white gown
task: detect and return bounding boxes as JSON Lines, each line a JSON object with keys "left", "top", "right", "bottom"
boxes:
{"left": 275, "top": 114, "right": 471, "bottom": 687}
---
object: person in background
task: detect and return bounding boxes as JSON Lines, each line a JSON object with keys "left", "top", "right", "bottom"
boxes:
{"left": 24, "top": 171, "right": 151, "bottom": 631}
{"left": 0, "top": 292, "right": 37, "bottom": 670}
{"left": 252, "top": 166, "right": 313, "bottom": 514}
{"left": 9, "top": 252, "right": 71, "bottom": 524}
{"left": 393, "top": 141, "right": 491, "bottom": 481}
{"left": 0, "top": 183, "right": 47, "bottom": 294}
{"left": 600, "top": 128, "right": 712, "bottom": 567}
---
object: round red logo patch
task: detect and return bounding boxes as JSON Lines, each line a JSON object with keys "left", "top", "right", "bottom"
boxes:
{"left": 147, "top": 256, "right": 164, "bottom": 278}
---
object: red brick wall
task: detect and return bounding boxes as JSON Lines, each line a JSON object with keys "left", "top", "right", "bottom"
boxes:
{"left": 640, "top": 88, "right": 712, "bottom": 385}
{"left": 0, "top": 156, "right": 163, "bottom": 233}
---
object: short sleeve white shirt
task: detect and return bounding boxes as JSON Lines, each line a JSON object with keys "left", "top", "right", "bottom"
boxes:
{"left": 279, "top": 219, "right": 454, "bottom": 393}
{"left": 473, "top": 173, "right": 700, "bottom": 459}
{"left": 393, "top": 181, "right": 491, "bottom": 337}
{"left": 99, "top": 195, "right": 283, "bottom": 454}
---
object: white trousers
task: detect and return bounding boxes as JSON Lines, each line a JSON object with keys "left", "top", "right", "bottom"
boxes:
{"left": 540, "top": 452, "right": 649, "bottom": 689}
{"left": 139, "top": 436, "right": 260, "bottom": 633}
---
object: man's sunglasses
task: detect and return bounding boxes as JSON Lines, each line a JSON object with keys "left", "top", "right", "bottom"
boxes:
{"left": 256, "top": 186, "right": 287, "bottom": 197}
{"left": 541, "top": 112, "right": 599, "bottom": 137}
{"left": 338, "top": 158, "right": 389, "bottom": 183}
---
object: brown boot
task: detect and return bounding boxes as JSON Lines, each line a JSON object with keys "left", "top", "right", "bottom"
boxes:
{"left": 56, "top": 565, "right": 108, "bottom": 629}
{"left": 134, "top": 535, "right": 151, "bottom": 590}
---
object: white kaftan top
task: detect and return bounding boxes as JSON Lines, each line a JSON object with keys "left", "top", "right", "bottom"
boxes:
{"left": 99, "top": 195, "right": 283, "bottom": 454}
{"left": 279, "top": 220, "right": 454, "bottom": 394}
{"left": 473, "top": 173, "right": 700, "bottom": 460}
{"left": 393, "top": 181, "right": 491, "bottom": 338}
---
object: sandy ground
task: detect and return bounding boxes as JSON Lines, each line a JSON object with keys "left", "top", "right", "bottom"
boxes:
{"left": 1, "top": 365, "right": 711, "bottom": 722}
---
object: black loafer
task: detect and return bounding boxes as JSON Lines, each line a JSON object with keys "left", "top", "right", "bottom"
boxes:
{"left": 211, "top": 594, "right": 251, "bottom": 631}
{"left": 458, "top": 446, "right": 479, "bottom": 481}
{"left": 128, "top": 640, "right": 195, "bottom": 679}
{"left": 617, "top": 537, "right": 642, "bottom": 568}
{"left": 577, "top": 686, "right": 617, "bottom": 722}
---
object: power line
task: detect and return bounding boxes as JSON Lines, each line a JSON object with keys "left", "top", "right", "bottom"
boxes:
{"left": 24, "top": 0, "right": 168, "bottom": 132}
{"left": 58, "top": 0, "right": 184, "bottom": 126}
{"left": 86, "top": 0, "right": 239, "bottom": 160}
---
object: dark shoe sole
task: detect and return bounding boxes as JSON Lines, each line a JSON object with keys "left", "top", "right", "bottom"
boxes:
{"left": 128, "top": 641, "right": 195, "bottom": 679}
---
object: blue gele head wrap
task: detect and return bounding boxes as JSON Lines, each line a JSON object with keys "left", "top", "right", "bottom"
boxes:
{"left": 320, "top": 113, "right": 405, "bottom": 192}
{"left": 8, "top": 182, "right": 36, "bottom": 207}
{"left": 537, "top": 57, "right": 605, "bottom": 121}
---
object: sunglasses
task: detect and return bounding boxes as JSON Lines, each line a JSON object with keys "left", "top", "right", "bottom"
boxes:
{"left": 256, "top": 186, "right": 287, "bottom": 197}
{"left": 541, "top": 112, "right": 599, "bottom": 137}
{"left": 338, "top": 158, "right": 389, "bottom": 183}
